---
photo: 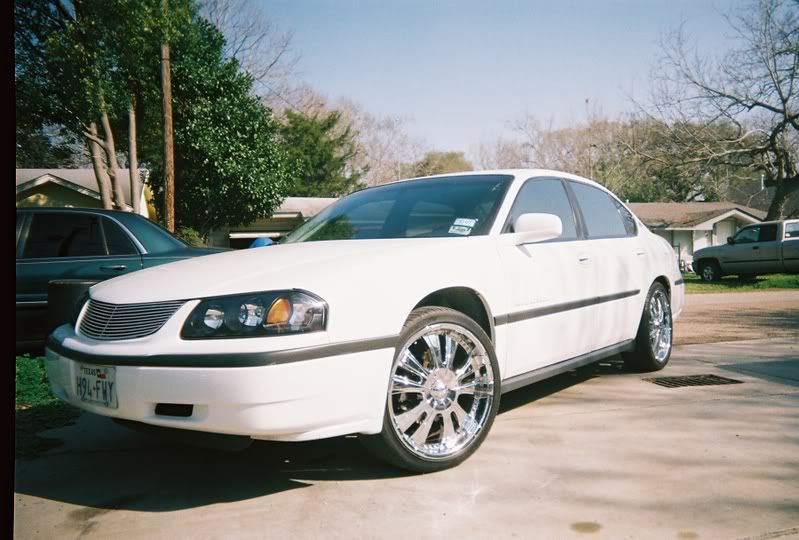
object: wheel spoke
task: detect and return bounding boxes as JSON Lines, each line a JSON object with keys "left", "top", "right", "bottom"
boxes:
{"left": 442, "top": 333, "right": 458, "bottom": 369}
{"left": 399, "top": 349, "right": 428, "bottom": 380}
{"left": 394, "top": 401, "right": 429, "bottom": 432}
{"left": 411, "top": 410, "right": 437, "bottom": 446}
{"left": 423, "top": 334, "right": 443, "bottom": 369}
{"left": 441, "top": 412, "right": 457, "bottom": 441}
{"left": 391, "top": 375, "right": 425, "bottom": 395}
{"left": 451, "top": 401, "right": 469, "bottom": 426}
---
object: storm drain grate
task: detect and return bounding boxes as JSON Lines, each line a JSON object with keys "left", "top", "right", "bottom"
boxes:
{"left": 643, "top": 374, "right": 744, "bottom": 388}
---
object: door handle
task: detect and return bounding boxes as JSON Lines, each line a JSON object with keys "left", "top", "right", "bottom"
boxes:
{"left": 635, "top": 250, "right": 647, "bottom": 256}
{"left": 100, "top": 265, "right": 127, "bottom": 271}
{"left": 752, "top": 246, "right": 760, "bottom": 250}
{"left": 578, "top": 255, "right": 591, "bottom": 263}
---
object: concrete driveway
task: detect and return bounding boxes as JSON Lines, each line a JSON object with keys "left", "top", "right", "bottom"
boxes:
{"left": 14, "top": 294, "right": 799, "bottom": 539}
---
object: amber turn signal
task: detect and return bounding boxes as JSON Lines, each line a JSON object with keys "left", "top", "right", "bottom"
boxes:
{"left": 266, "top": 297, "right": 292, "bottom": 325}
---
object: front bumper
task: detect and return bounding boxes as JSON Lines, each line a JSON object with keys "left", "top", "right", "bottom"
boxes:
{"left": 45, "top": 327, "right": 395, "bottom": 442}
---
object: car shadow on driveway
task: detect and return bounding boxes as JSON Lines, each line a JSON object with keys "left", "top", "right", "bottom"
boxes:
{"left": 15, "top": 357, "right": 633, "bottom": 513}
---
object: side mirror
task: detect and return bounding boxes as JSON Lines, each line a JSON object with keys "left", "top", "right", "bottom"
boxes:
{"left": 726, "top": 236, "right": 734, "bottom": 245}
{"left": 249, "top": 237, "right": 274, "bottom": 248}
{"left": 509, "top": 213, "right": 563, "bottom": 245}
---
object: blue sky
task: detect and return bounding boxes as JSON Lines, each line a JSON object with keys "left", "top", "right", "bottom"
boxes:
{"left": 262, "top": 0, "right": 743, "bottom": 158}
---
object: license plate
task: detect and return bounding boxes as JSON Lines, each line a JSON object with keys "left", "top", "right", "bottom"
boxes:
{"left": 76, "top": 364, "right": 118, "bottom": 409}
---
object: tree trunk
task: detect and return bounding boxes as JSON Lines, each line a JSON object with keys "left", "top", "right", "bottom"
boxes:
{"left": 100, "top": 109, "right": 127, "bottom": 209}
{"left": 161, "top": 0, "right": 176, "bottom": 232}
{"left": 86, "top": 122, "right": 114, "bottom": 210}
{"left": 765, "top": 176, "right": 799, "bottom": 220}
{"left": 128, "top": 97, "right": 141, "bottom": 214}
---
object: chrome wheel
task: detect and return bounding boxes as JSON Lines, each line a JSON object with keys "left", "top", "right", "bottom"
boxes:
{"left": 648, "top": 289, "right": 672, "bottom": 362}
{"left": 388, "top": 323, "right": 495, "bottom": 461}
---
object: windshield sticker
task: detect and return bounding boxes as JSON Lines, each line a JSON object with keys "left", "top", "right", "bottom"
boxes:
{"left": 448, "top": 225, "right": 472, "bottom": 236}
{"left": 453, "top": 218, "right": 477, "bottom": 228}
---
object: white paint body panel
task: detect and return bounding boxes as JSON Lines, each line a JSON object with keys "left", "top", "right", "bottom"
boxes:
{"left": 46, "top": 169, "right": 684, "bottom": 442}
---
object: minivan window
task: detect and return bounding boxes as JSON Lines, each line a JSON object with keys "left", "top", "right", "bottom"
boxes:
{"left": 569, "top": 181, "right": 629, "bottom": 238}
{"left": 504, "top": 178, "right": 578, "bottom": 239}
{"left": 23, "top": 213, "right": 105, "bottom": 258}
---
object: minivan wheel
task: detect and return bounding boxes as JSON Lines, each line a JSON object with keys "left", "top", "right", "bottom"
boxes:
{"left": 361, "top": 307, "right": 500, "bottom": 473}
{"left": 623, "top": 282, "right": 673, "bottom": 372}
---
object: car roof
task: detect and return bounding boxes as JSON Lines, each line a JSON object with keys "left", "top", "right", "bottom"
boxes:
{"left": 16, "top": 206, "right": 143, "bottom": 218}
{"left": 363, "top": 168, "right": 608, "bottom": 191}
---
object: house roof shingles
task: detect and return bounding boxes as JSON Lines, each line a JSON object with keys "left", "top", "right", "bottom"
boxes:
{"left": 627, "top": 202, "right": 766, "bottom": 229}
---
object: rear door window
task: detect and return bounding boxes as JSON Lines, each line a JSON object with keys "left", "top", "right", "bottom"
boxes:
{"left": 786, "top": 222, "right": 799, "bottom": 238}
{"left": 569, "top": 182, "right": 629, "bottom": 238}
{"left": 23, "top": 213, "right": 106, "bottom": 258}
{"left": 758, "top": 224, "right": 778, "bottom": 242}
{"left": 102, "top": 217, "right": 138, "bottom": 255}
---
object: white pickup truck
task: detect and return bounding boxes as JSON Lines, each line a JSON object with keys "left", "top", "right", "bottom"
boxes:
{"left": 693, "top": 219, "right": 799, "bottom": 281}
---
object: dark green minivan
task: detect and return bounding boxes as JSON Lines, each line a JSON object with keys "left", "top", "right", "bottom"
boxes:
{"left": 16, "top": 208, "right": 223, "bottom": 352}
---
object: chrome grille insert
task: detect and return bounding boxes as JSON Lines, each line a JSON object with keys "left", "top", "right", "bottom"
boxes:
{"left": 78, "top": 299, "right": 186, "bottom": 340}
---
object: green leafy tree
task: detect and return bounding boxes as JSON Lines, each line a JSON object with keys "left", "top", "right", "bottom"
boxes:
{"left": 408, "top": 151, "right": 473, "bottom": 177}
{"left": 144, "top": 17, "right": 291, "bottom": 235}
{"left": 279, "top": 109, "right": 365, "bottom": 197}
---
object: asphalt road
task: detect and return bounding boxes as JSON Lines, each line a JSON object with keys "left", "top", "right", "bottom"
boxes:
{"left": 13, "top": 293, "right": 799, "bottom": 539}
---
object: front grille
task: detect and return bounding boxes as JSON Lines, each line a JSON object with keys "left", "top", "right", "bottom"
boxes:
{"left": 78, "top": 299, "right": 186, "bottom": 340}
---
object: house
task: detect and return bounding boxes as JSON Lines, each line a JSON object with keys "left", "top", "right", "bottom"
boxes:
{"left": 207, "top": 197, "right": 337, "bottom": 249}
{"left": 16, "top": 169, "right": 151, "bottom": 218}
{"left": 628, "top": 202, "right": 766, "bottom": 270}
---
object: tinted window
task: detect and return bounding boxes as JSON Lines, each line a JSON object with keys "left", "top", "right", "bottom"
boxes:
{"left": 569, "top": 181, "right": 628, "bottom": 238}
{"left": 283, "top": 175, "right": 512, "bottom": 243}
{"left": 102, "top": 217, "right": 138, "bottom": 255}
{"left": 114, "top": 213, "right": 187, "bottom": 254}
{"left": 734, "top": 227, "right": 759, "bottom": 244}
{"left": 785, "top": 222, "right": 799, "bottom": 238}
{"left": 505, "top": 178, "right": 577, "bottom": 239}
{"left": 758, "top": 224, "right": 777, "bottom": 242}
{"left": 23, "top": 213, "right": 105, "bottom": 258}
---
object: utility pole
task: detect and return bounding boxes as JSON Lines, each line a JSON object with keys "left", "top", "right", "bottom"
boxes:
{"left": 161, "top": 0, "right": 175, "bottom": 232}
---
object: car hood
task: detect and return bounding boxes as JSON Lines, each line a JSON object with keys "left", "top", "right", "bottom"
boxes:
{"left": 90, "top": 237, "right": 494, "bottom": 304}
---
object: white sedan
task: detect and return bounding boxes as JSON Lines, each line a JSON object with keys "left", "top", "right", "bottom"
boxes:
{"left": 46, "top": 170, "right": 684, "bottom": 472}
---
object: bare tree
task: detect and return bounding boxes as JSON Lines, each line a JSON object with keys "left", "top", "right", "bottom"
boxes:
{"left": 642, "top": 0, "right": 798, "bottom": 219}
{"left": 199, "top": 0, "right": 300, "bottom": 103}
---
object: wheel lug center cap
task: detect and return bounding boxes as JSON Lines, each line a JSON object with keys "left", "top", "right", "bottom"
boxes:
{"left": 430, "top": 379, "right": 448, "bottom": 400}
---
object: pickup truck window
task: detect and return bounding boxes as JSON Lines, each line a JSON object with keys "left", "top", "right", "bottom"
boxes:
{"left": 734, "top": 227, "right": 760, "bottom": 244}
{"left": 785, "top": 222, "right": 799, "bottom": 239}
{"left": 759, "top": 224, "right": 778, "bottom": 242}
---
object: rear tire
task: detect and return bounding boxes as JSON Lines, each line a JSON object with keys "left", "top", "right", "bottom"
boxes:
{"left": 361, "top": 307, "right": 500, "bottom": 473}
{"left": 623, "top": 282, "right": 673, "bottom": 372}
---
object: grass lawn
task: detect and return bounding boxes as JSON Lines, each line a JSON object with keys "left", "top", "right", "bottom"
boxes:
{"left": 683, "top": 272, "right": 799, "bottom": 294}
{"left": 16, "top": 355, "right": 80, "bottom": 458}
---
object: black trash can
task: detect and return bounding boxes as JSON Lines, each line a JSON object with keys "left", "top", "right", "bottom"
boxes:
{"left": 46, "top": 279, "right": 99, "bottom": 338}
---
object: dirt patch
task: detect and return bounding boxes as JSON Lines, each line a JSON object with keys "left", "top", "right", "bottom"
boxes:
{"left": 674, "top": 291, "right": 799, "bottom": 346}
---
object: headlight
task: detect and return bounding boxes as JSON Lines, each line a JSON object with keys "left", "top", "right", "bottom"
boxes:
{"left": 181, "top": 290, "right": 327, "bottom": 339}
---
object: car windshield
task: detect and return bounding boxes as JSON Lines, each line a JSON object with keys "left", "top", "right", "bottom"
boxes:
{"left": 282, "top": 174, "right": 513, "bottom": 243}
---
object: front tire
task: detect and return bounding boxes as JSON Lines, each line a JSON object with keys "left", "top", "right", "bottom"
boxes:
{"left": 361, "top": 307, "right": 500, "bottom": 473}
{"left": 699, "top": 261, "right": 721, "bottom": 282}
{"left": 623, "top": 282, "right": 673, "bottom": 372}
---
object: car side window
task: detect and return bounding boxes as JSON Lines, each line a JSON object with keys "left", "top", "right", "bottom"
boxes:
{"left": 786, "top": 222, "right": 799, "bottom": 238}
{"left": 102, "top": 217, "right": 138, "bottom": 255}
{"left": 734, "top": 227, "right": 759, "bottom": 244}
{"left": 758, "top": 224, "right": 777, "bottom": 242}
{"left": 505, "top": 178, "right": 578, "bottom": 239}
{"left": 569, "top": 181, "right": 629, "bottom": 238}
{"left": 23, "top": 213, "right": 106, "bottom": 258}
